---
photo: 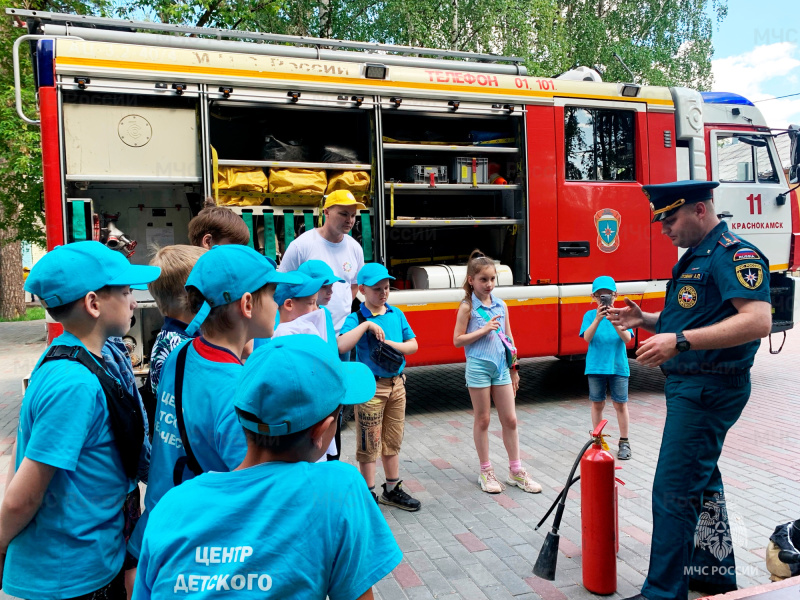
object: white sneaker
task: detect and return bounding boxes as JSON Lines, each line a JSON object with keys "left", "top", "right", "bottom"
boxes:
{"left": 506, "top": 468, "right": 542, "bottom": 493}
{"left": 478, "top": 469, "right": 505, "bottom": 493}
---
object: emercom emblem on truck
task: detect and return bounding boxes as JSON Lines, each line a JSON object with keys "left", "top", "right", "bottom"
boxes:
{"left": 594, "top": 208, "right": 621, "bottom": 253}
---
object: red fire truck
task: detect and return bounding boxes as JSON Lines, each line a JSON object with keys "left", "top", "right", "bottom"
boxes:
{"left": 10, "top": 9, "right": 799, "bottom": 373}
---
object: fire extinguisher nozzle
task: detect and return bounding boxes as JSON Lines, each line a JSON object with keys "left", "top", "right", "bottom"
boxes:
{"left": 532, "top": 531, "right": 560, "bottom": 581}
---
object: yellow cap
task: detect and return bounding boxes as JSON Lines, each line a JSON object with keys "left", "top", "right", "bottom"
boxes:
{"left": 323, "top": 189, "right": 367, "bottom": 211}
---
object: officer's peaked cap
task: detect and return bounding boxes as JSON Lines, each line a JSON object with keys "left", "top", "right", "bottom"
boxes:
{"left": 643, "top": 180, "right": 720, "bottom": 223}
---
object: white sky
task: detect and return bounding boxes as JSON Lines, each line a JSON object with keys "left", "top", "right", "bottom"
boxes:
{"left": 710, "top": 0, "right": 800, "bottom": 128}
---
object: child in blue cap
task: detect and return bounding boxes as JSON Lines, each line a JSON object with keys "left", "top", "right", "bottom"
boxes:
{"left": 126, "top": 245, "right": 301, "bottom": 575}
{"left": 252, "top": 267, "right": 339, "bottom": 353}
{"left": 271, "top": 270, "right": 342, "bottom": 461}
{"left": 297, "top": 259, "right": 346, "bottom": 353}
{"left": 1, "top": 241, "right": 159, "bottom": 599}
{"left": 580, "top": 275, "right": 634, "bottom": 460}
{"left": 133, "top": 335, "right": 402, "bottom": 599}
{"left": 272, "top": 272, "right": 328, "bottom": 341}
{"left": 338, "top": 262, "right": 421, "bottom": 511}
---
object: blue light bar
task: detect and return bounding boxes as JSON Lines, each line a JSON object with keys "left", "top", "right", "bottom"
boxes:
{"left": 700, "top": 92, "right": 754, "bottom": 106}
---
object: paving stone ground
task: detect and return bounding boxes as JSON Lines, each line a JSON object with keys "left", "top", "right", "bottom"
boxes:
{"left": 0, "top": 311, "right": 798, "bottom": 599}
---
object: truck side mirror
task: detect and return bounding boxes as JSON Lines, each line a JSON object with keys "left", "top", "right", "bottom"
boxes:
{"left": 789, "top": 124, "right": 800, "bottom": 184}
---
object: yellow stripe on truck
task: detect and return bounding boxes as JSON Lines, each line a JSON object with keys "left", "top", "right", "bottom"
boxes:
{"left": 54, "top": 55, "right": 675, "bottom": 107}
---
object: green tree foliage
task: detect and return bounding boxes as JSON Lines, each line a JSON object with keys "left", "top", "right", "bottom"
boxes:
{"left": 115, "top": 0, "right": 726, "bottom": 88}
{"left": 0, "top": 1, "right": 108, "bottom": 317}
{"left": 0, "top": 0, "right": 110, "bottom": 246}
{"left": 0, "top": 0, "right": 726, "bottom": 246}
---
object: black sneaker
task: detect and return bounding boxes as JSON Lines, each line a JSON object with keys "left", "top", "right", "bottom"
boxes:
{"left": 379, "top": 481, "right": 421, "bottom": 512}
{"left": 371, "top": 491, "right": 379, "bottom": 504}
{"left": 618, "top": 440, "right": 632, "bottom": 460}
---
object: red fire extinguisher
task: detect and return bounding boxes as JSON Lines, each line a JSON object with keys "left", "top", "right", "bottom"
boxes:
{"left": 581, "top": 419, "right": 617, "bottom": 594}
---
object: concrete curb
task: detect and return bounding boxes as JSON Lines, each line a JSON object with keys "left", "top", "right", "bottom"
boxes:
{"left": 702, "top": 576, "right": 800, "bottom": 599}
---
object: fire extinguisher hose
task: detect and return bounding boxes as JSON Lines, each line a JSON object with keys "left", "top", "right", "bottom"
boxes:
{"left": 535, "top": 438, "right": 593, "bottom": 532}
{"left": 535, "top": 475, "right": 580, "bottom": 530}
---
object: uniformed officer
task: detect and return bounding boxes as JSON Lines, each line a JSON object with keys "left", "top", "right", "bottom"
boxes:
{"left": 611, "top": 180, "right": 772, "bottom": 600}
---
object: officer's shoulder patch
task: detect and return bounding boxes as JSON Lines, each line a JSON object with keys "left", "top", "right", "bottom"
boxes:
{"left": 718, "top": 232, "right": 741, "bottom": 248}
{"left": 733, "top": 247, "right": 761, "bottom": 262}
{"left": 735, "top": 262, "right": 764, "bottom": 290}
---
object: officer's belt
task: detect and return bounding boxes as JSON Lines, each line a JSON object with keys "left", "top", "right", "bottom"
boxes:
{"left": 661, "top": 368, "right": 750, "bottom": 387}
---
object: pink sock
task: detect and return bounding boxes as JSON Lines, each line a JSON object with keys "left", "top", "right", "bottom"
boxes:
{"left": 480, "top": 461, "right": 492, "bottom": 472}
{"left": 509, "top": 459, "right": 522, "bottom": 473}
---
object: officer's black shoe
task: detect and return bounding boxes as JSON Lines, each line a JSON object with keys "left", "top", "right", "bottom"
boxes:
{"left": 618, "top": 440, "right": 632, "bottom": 460}
{"left": 688, "top": 578, "right": 738, "bottom": 595}
{"left": 620, "top": 594, "right": 648, "bottom": 600}
{"left": 379, "top": 481, "right": 421, "bottom": 512}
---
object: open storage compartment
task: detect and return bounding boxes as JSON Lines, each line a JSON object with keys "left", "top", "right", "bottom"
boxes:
{"left": 379, "top": 100, "right": 528, "bottom": 288}
{"left": 208, "top": 93, "right": 376, "bottom": 260}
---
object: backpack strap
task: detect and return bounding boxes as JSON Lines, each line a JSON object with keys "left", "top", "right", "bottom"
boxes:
{"left": 172, "top": 341, "right": 204, "bottom": 485}
{"left": 39, "top": 345, "right": 144, "bottom": 479}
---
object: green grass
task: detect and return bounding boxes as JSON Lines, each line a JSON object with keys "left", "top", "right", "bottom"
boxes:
{"left": 0, "top": 307, "right": 46, "bottom": 322}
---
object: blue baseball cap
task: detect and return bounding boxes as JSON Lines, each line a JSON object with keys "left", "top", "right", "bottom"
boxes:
{"left": 184, "top": 245, "right": 302, "bottom": 334}
{"left": 357, "top": 263, "right": 395, "bottom": 286}
{"left": 274, "top": 272, "right": 326, "bottom": 307}
{"left": 25, "top": 241, "right": 160, "bottom": 308}
{"left": 642, "top": 180, "right": 720, "bottom": 223}
{"left": 592, "top": 276, "right": 617, "bottom": 293}
{"left": 297, "top": 260, "right": 345, "bottom": 285}
{"left": 234, "top": 335, "right": 376, "bottom": 436}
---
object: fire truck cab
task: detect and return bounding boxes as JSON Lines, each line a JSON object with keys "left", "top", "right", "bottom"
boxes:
{"left": 11, "top": 9, "right": 799, "bottom": 374}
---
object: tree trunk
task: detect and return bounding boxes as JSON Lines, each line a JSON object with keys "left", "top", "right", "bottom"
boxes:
{"left": 0, "top": 211, "right": 25, "bottom": 320}
{"left": 451, "top": 0, "right": 459, "bottom": 49}
{"left": 319, "top": 0, "right": 332, "bottom": 39}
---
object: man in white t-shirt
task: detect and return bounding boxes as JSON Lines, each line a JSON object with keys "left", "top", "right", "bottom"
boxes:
{"left": 279, "top": 190, "right": 366, "bottom": 332}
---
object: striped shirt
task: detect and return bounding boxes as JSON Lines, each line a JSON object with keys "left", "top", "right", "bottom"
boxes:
{"left": 464, "top": 292, "right": 507, "bottom": 372}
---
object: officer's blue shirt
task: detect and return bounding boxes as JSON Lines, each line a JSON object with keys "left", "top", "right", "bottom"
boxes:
{"left": 128, "top": 337, "right": 246, "bottom": 559}
{"left": 5, "top": 332, "right": 130, "bottom": 599}
{"left": 580, "top": 310, "right": 633, "bottom": 376}
{"left": 656, "top": 221, "right": 771, "bottom": 376}
{"left": 339, "top": 303, "right": 415, "bottom": 377}
{"left": 133, "top": 461, "right": 402, "bottom": 600}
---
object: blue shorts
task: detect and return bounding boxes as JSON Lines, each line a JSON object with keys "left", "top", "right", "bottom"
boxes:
{"left": 465, "top": 356, "right": 511, "bottom": 388}
{"left": 587, "top": 374, "right": 629, "bottom": 403}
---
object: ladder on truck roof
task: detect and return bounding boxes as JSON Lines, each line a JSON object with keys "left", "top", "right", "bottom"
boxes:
{"left": 7, "top": 7, "right": 528, "bottom": 75}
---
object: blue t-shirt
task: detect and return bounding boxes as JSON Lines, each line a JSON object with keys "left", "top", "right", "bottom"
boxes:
{"left": 5, "top": 332, "right": 130, "bottom": 599}
{"left": 133, "top": 461, "right": 402, "bottom": 600}
{"left": 129, "top": 337, "right": 246, "bottom": 559}
{"left": 339, "top": 303, "right": 415, "bottom": 377}
{"left": 579, "top": 310, "right": 633, "bottom": 376}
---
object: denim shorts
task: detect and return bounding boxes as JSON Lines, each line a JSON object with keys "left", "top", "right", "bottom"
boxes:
{"left": 465, "top": 356, "right": 511, "bottom": 388}
{"left": 587, "top": 374, "right": 629, "bottom": 403}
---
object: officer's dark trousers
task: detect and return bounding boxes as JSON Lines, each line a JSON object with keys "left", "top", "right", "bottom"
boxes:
{"left": 641, "top": 374, "right": 750, "bottom": 600}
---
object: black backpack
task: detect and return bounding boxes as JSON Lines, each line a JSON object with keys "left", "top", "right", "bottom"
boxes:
{"left": 37, "top": 345, "right": 145, "bottom": 479}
